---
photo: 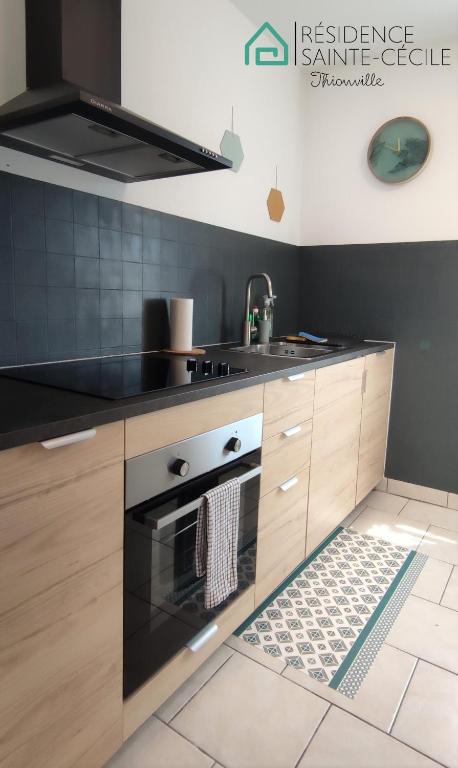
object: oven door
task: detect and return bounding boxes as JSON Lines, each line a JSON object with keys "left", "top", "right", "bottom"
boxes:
{"left": 123, "top": 448, "right": 261, "bottom": 698}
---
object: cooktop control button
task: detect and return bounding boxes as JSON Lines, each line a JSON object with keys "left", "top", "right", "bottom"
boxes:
{"left": 201, "top": 360, "right": 213, "bottom": 375}
{"left": 225, "top": 437, "right": 242, "bottom": 453}
{"left": 218, "top": 361, "right": 230, "bottom": 376}
{"left": 186, "top": 358, "right": 198, "bottom": 372}
{"left": 170, "top": 458, "right": 190, "bottom": 477}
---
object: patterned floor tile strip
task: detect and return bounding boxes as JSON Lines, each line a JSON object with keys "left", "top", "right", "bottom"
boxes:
{"left": 335, "top": 552, "right": 427, "bottom": 698}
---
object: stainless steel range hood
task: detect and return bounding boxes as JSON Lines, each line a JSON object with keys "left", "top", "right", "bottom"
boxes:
{"left": 0, "top": 0, "right": 232, "bottom": 182}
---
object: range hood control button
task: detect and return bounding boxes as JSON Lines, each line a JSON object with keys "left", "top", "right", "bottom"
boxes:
{"left": 187, "top": 358, "right": 198, "bottom": 372}
{"left": 218, "top": 362, "right": 230, "bottom": 376}
{"left": 170, "top": 459, "right": 190, "bottom": 477}
{"left": 201, "top": 360, "right": 213, "bottom": 375}
{"left": 226, "top": 437, "right": 242, "bottom": 453}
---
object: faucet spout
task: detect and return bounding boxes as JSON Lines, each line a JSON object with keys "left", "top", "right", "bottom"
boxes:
{"left": 242, "top": 273, "right": 274, "bottom": 346}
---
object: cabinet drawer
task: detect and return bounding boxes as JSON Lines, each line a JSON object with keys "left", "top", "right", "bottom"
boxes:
{"left": 0, "top": 421, "right": 124, "bottom": 507}
{"left": 314, "top": 357, "right": 364, "bottom": 413}
{"left": 256, "top": 467, "right": 309, "bottom": 605}
{"left": 260, "top": 419, "right": 312, "bottom": 497}
{"left": 263, "top": 371, "right": 315, "bottom": 440}
{"left": 125, "top": 386, "right": 263, "bottom": 458}
{"left": 123, "top": 586, "right": 255, "bottom": 740}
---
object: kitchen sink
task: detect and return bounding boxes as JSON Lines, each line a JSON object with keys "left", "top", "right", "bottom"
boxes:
{"left": 230, "top": 342, "right": 336, "bottom": 359}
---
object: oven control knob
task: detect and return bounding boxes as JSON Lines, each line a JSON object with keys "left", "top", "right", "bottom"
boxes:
{"left": 170, "top": 458, "right": 190, "bottom": 477}
{"left": 226, "top": 437, "right": 242, "bottom": 453}
{"left": 187, "top": 358, "right": 198, "bottom": 372}
{"left": 218, "top": 361, "right": 230, "bottom": 376}
{"left": 201, "top": 360, "right": 213, "bottom": 375}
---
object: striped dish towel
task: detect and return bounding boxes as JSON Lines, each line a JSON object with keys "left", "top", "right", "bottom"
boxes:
{"left": 195, "top": 478, "right": 241, "bottom": 609}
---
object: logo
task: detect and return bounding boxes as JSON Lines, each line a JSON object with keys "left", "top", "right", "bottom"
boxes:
{"left": 90, "top": 98, "right": 112, "bottom": 112}
{"left": 245, "top": 21, "right": 288, "bottom": 66}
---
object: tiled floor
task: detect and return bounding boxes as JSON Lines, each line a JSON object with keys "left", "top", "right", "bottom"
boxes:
{"left": 108, "top": 487, "right": 458, "bottom": 768}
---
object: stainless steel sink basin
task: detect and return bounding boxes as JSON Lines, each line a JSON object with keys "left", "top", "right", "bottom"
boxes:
{"left": 230, "top": 342, "right": 336, "bottom": 359}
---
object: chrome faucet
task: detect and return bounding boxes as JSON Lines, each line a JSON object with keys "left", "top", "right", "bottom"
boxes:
{"left": 242, "top": 273, "right": 274, "bottom": 346}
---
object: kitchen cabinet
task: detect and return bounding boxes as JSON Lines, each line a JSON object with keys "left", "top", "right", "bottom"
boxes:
{"left": 256, "top": 467, "right": 310, "bottom": 605}
{"left": 307, "top": 358, "right": 365, "bottom": 556}
{"left": 255, "top": 372, "right": 315, "bottom": 605}
{"left": 263, "top": 370, "right": 315, "bottom": 440}
{"left": 356, "top": 349, "right": 394, "bottom": 504}
{"left": 0, "top": 422, "right": 124, "bottom": 768}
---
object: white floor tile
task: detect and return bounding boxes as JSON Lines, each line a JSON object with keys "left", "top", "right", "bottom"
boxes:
{"left": 365, "top": 490, "right": 408, "bottom": 514}
{"left": 441, "top": 566, "right": 458, "bottom": 610}
{"left": 350, "top": 509, "right": 427, "bottom": 549}
{"left": 419, "top": 525, "right": 458, "bottom": 565}
{"left": 387, "top": 479, "right": 448, "bottom": 507}
{"left": 283, "top": 643, "right": 416, "bottom": 733}
{"left": 448, "top": 492, "right": 458, "bottom": 511}
{"left": 156, "top": 645, "right": 233, "bottom": 724}
{"left": 387, "top": 595, "right": 458, "bottom": 673}
{"left": 401, "top": 499, "right": 458, "bottom": 533}
{"left": 298, "top": 707, "right": 441, "bottom": 768}
{"left": 392, "top": 660, "right": 458, "bottom": 768}
{"left": 224, "top": 633, "right": 286, "bottom": 673}
{"left": 172, "top": 651, "right": 329, "bottom": 768}
{"left": 106, "top": 717, "right": 212, "bottom": 768}
{"left": 411, "top": 557, "right": 453, "bottom": 603}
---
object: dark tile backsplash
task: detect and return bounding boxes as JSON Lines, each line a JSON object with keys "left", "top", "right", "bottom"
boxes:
{"left": 0, "top": 171, "right": 300, "bottom": 365}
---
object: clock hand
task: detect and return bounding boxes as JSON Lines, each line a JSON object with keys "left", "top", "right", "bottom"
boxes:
{"left": 384, "top": 141, "right": 399, "bottom": 153}
{"left": 397, "top": 137, "right": 401, "bottom": 153}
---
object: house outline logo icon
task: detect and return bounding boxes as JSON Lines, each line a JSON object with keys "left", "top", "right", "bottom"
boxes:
{"left": 245, "top": 21, "right": 289, "bottom": 66}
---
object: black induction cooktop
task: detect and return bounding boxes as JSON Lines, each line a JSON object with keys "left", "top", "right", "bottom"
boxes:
{"left": 1, "top": 354, "right": 248, "bottom": 400}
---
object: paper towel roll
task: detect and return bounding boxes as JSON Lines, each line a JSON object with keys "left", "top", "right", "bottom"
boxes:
{"left": 170, "top": 298, "right": 193, "bottom": 352}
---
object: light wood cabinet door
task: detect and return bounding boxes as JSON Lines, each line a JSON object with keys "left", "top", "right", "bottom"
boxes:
{"left": 356, "top": 349, "right": 394, "bottom": 504}
{"left": 0, "top": 423, "right": 124, "bottom": 768}
{"left": 263, "top": 371, "right": 315, "bottom": 440}
{"left": 307, "top": 358, "right": 364, "bottom": 556}
{"left": 256, "top": 467, "right": 309, "bottom": 605}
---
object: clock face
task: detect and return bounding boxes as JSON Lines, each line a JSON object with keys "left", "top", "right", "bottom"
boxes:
{"left": 368, "top": 117, "right": 431, "bottom": 183}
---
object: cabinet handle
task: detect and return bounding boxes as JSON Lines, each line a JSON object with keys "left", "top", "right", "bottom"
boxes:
{"left": 282, "top": 425, "right": 302, "bottom": 438}
{"left": 186, "top": 624, "right": 218, "bottom": 652}
{"left": 287, "top": 373, "right": 305, "bottom": 382}
{"left": 280, "top": 476, "right": 299, "bottom": 492}
{"left": 40, "top": 428, "right": 97, "bottom": 450}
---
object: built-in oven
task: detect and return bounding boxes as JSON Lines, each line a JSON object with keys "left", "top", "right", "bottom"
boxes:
{"left": 123, "top": 413, "right": 263, "bottom": 698}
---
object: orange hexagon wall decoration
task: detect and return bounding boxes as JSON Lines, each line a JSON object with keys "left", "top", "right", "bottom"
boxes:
{"left": 267, "top": 188, "right": 285, "bottom": 222}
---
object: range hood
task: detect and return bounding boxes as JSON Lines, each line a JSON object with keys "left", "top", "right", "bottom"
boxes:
{"left": 0, "top": 0, "right": 232, "bottom": 182}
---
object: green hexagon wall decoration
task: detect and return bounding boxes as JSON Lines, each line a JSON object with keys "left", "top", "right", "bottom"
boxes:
{"left": 220, "top": 129, "right": 244, "bottom": 173}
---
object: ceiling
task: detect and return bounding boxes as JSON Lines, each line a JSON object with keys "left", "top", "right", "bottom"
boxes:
{"left": 231, "top": 0, "right": 458, "bottom": 48}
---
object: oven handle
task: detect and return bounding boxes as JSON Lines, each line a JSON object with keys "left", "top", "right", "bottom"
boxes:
{"left": 146, "top": 463, "right": 263, "bottom": 531}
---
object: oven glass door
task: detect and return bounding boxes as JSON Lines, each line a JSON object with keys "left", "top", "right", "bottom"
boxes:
{"left": 123, "top": 448, "right": 260, "bottom": 698}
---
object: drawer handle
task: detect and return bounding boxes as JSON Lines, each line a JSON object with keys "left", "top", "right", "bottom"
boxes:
{"left": 280, "top": 476, "right": 299, "bottom": 493}
{"left": 40, "top": 428, "right": 97, "bottom": 450}
{"left": 282, "top": 425, "right": 302, "bottom": 438}
{"left": 187, "top": 624, "right": 218, "bottom": 652}
{"left": 287, "top": 373, "right": 305, "bottom": 382}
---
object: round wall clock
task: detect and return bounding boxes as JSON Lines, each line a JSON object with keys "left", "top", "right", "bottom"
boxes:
{"left": 368, "top": 117, "right": 431, "bottom": 183}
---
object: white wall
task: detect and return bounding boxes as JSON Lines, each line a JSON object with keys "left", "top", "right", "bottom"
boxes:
{"left": 0, "top": 0, "right": 456, "bottom": 248}
{"left": 0, "top": 0, "right": 304, "bottom": 245}
{"left": 300, "top": 63, "right": 458, "bottom": 245}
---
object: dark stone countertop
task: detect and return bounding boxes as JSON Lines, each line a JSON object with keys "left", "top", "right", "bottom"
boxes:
{"left": 0, "top": 341, "right": 393, "bottom": 452}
